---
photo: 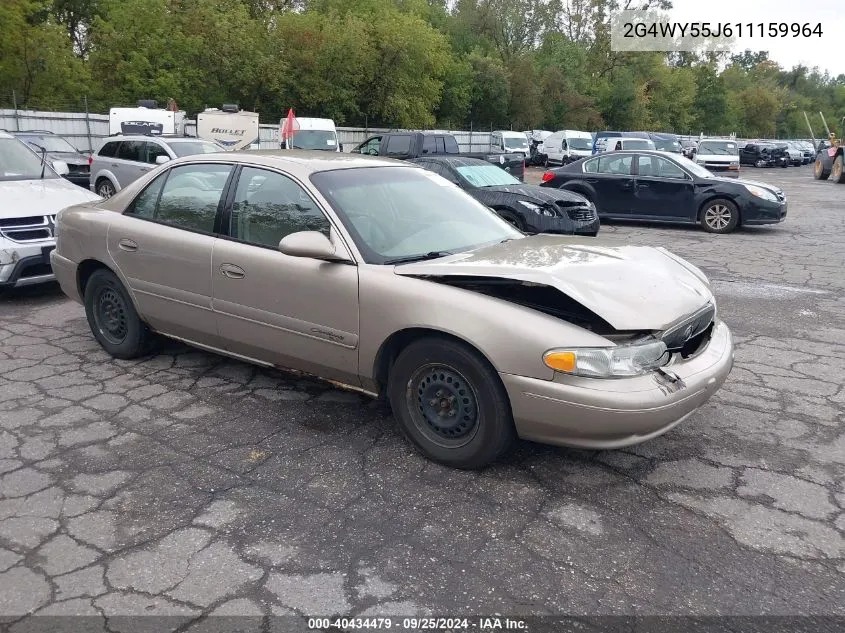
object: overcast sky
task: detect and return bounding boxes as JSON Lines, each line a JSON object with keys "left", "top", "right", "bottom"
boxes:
{"left": 667, "top": 0, "right": 843, "bottom": 76}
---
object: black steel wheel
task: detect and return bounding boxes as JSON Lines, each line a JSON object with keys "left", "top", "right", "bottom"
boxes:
{"left": 388, "top": 337, "right": 515, "bottom": 469}
{"left": 408, "top": 364, "right": 480, "bottom": 448}
{"left": 84, "top": 268, "right": 154, "bottom": 359}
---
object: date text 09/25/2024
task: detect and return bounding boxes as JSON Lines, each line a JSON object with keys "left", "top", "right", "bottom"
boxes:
{"left": 307, "top": 617, "right": 528, "bottom": 631}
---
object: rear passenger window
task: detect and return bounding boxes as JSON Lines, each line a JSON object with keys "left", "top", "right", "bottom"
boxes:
{"left": 98, "top": 142, "right": 120, "bottom": 158}
{"left": 444, "top": 136, "right": 459, "bottom": 153}
{"left": 422, "top": 136, "right": 436, "bottom": 154}
{"left": 597, "top": 154, "right": 633, "bottom": 175}
{"left": 117, "top": 141, "right": 144, "bottom": 163}
{"left": 385, "top": 135, "right": 411, "bottom": 156}
{"left": 150, "top": 164, "right": 232, "bottom": 233}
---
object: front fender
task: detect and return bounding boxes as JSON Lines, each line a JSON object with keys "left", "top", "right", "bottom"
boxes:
{"left": 357, "top": 266, "right": 614, "bottom": 389}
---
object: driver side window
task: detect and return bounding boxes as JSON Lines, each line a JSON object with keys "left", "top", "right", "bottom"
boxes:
{"left": 597, "top": 154, "right": 633, "bottom": 175}
{"left": 229, "top": 167, "right": 330, "bottom": 249}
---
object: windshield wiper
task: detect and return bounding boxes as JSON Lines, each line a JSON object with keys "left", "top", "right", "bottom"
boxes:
{"left": 39, "top": 147, "right": 47, "bottom": 179}
{"left": 384, "top": 251, "right": 452, "bottom": 265}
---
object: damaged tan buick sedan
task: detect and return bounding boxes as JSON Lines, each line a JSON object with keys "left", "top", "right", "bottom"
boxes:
{"left": 51, "top": 151, "right": 734, "bottom": 468}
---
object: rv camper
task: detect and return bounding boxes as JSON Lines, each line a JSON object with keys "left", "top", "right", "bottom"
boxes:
{"left": 196, "top": 104, "right": 259, "bottom": 151}
{"left": 108, "top": 100, "right": 185, "bottom": 136}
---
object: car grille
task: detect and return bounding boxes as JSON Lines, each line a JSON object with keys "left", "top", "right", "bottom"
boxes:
{"left": 556, "top": 202, "right": 597, "bottom": 222}
{"left": 661, "top": 304, "right": 716, "bottom": 355}
{"left": 0, "top": 215, "right": 56, "bottom": 242}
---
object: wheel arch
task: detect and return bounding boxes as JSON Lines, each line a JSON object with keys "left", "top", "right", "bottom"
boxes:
{"left": 76, "top": 258, "right": 144, "bottom": 316}
{"left": 372, "top": 327, "right": 504, "bottom": 399}
{"left": 94, "top": 171, "right": 120, "bottom": 193}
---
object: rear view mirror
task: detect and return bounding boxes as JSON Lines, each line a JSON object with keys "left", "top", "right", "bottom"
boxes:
{"left": 279, "top": 231, "right": 350, "bottom": 262}
{"left": 155, "top": 155, "right": 170, "bottom": 165}
{"left": 52, "top": 160, "right": 70, "bottom": 176}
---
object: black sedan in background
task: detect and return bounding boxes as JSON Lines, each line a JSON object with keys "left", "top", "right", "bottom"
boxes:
{"left": 540, "top": 150, "right": 786, "bottom": 234}
{"left": 411, "top": 156, "right": 600, "bottom": 235}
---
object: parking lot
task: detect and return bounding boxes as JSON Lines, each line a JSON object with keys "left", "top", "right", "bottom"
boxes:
{"left": 1, "top": 164, "right": 844, "bottom": 627}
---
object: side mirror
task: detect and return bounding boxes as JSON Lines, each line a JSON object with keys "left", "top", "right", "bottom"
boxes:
{"left": 52, "top": 160, "right": 70, "bottom": 176}
{"left": 279, "top": 231, "right": 349, "bottom": 262}
{"left": 155, "top": 155, "right": 170, "bottom": 165}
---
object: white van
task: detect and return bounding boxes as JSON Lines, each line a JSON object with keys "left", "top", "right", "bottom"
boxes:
{"left": 109, "top": 101, "right": 185, "bottom": 136}
{"left": 196, "top": 105, "right": 259, "bottom": 151}
{"left": 600, "top": 137, "right": 656, "bottom": 153}
{"left": 541, "top": 130, "right": 594, "bottom": 166}
{"left": 490, "top": 130, "right": 530, "bottom": 157}
{"left": 281, "top": 117, "right": 341, "bottom": 152}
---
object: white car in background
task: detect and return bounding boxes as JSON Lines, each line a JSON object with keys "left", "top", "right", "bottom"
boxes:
{"left": 0, "top": 131, "right": 101, "bottom": 289}
{"left": 691, "top": 139, "right": 741, "bottom": 177}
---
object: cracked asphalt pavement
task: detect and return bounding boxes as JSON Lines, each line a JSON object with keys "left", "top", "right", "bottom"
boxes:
{"left": 0, "top": 166, "right": 843, "bottom": 629}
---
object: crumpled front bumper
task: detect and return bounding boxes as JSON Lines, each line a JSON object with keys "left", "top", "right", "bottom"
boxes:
{"left": 501, "top": 319, "right": 734, "bottom": 449}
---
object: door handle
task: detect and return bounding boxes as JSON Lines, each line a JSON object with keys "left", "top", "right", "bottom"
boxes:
{"left": 110, "top": 163, "right": 119, "bottom": 168}
{"left": 118, "top": 238, "right": 138, "bottom": 252}
{"left": 586, "top": 178, "right": 599, "bottom": 183}
{"left": 219, "top": 263, "right": 245, "bottom": 279}
{"left": 620, "top": 181, "right": 633, "bottom": 189}
{"left": 140, "top": 167, "right": 150, "bottom": 172}
{"left": 637, "top": 183, "right": 650, "bottom": 188}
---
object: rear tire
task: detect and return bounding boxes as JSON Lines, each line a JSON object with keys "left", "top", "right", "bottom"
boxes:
{"left": 814, "top": 156, "right": 831, "bottom": 180}
{"left": 832, "top": 154, "right": 845, "bottom": 183}
{"left": 700, "top": 198, "right": 739, "bottom": 234}
{"left": 387, "top": 337, "right": 516, "bottom": 469}
{"left": 96, "top": 178, "right": 115, "bottom": 198}
{"left": 84, "top": 269, "right": 154, "bottom": 359}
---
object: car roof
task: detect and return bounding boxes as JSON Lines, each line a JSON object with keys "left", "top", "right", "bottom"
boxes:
{"left": 162, "top": 149, "right": 407, "bottom": 176}
{"left": 0, "top": 131, "right": 14, "bottom": 139}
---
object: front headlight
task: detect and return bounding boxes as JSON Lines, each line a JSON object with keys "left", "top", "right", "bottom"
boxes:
{"left": 543, "top": 339, "right": 669, "bottom": 378}
{"left": 517, "top": 200, "right": 555, "bottom": 217}
{"left": 744, "top": 184, "right": 778, "bottom": 202}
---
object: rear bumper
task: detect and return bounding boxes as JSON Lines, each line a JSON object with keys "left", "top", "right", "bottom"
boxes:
{"left": 49, "top": 251, "right": 83, "bottom": 303}
{"left": 502, "top": 320, "right": 734, "bottom": 449}
{"left": 64, "top": 174, "right": 91, "bottom": 188}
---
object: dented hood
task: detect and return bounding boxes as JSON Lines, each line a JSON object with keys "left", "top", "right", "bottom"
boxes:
{"left": 394, "top": 234, "right": 714, "bottom": 331}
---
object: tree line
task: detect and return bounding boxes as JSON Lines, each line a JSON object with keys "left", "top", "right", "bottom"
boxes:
{"left": 1, "top": 0, "right": 843, "bottom": 138}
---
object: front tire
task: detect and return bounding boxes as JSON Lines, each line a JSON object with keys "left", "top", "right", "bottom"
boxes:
{"left": 387, "top": 337, "right": 516, "bottom": 469}
{"left": 832, "top": 154, "right": 845, "bottom": 183}
{"left": 84, "top": 269, "right": 153, "bottom": 359}
{"left": 496, "top": 209, "right": 526, "bottom": 231}
{"left": 700, "top": 198, "right": 739, "bottom": 234}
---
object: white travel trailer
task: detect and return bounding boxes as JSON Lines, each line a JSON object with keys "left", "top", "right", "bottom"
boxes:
{"left": 196, "top": 105, "right": 259, "bottom": 151}
{"left": 281, "top": 117, "right": 341, "bottom": 151}
{"left": 108, "top": 100, "right": 185, "bottom": 136}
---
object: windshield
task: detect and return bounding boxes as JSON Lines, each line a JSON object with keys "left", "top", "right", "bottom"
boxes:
{"left": 675, "top": 154, "right": 713, "bottom": 178}
{"left": 504, "top": 136, "right": 529, "bottom": 151}
{"left": 456, "top": 164, "right": 520, "bottom": 187}
{"left": 168, "top": 141, "right": 222, "bottom": 157}
{"left": 653, "top": 139, "right": 681, "bottom": 152}
{"left": 19, "top": 135, "right": 78, "bottom": 153}
{"left": 311, "top": 166, "right": 520, "bottom": 264}
{"left": 290, "top": 130, "right": 338, "bottom": 150}
{"left": 0, "top": 138, "right": 60, "bottom": 181}
{"left": 697, "top": 141, "right": 738, "bottom": 155}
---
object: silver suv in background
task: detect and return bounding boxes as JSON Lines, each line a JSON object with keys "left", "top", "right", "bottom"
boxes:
{"left": 90, "top": 135, "right": 222, "bottom": 197}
